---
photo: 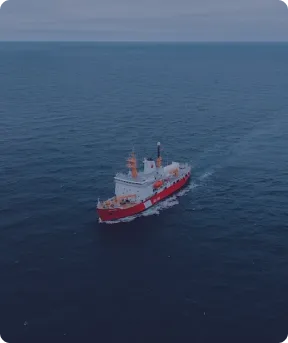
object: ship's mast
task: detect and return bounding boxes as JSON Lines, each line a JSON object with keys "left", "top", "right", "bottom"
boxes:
{"left": 127, "top": 151, "right": 138, "bottom": 178}
{"left": 156, "top": 142, "right": 162, "bottom": 168}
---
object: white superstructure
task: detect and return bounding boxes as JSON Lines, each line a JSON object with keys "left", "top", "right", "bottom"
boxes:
{"left": 112, "top": 143, "right": 190, "bottom": 202}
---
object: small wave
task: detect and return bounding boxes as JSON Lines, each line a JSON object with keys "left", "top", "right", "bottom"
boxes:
{"left": 100, "top": 216, "right": 137, "bottom": 225}
{"left": 145, "top": 195, "right": 179, "bottom": 216}
{"left": 177, "top": 181, "right": 198, "bottom": 197}
{"left": 99, "top": 215, "right": 136, "bottom": 225}
{"left": 198, "top": 170, "right": 214, "bottom": 181}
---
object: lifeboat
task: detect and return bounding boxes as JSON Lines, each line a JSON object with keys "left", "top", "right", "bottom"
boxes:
{"left": 153, "top": 180, "right": 164, "bottom": 189}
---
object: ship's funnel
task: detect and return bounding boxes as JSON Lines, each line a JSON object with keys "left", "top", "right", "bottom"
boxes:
{"left": 156, "top": 142, "right": 162, "bottom": 168}
{"left": 157, "top": 142, "right": 161, "bottom": 158}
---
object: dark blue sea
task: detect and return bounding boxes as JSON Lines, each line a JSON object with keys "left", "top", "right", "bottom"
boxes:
{"left": 0, "top": 42, "right": 288, "bottom": 343}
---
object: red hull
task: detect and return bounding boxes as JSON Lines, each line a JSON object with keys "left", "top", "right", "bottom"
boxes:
{"left": 97, "top": 172, "right": 191, "bottom": 222}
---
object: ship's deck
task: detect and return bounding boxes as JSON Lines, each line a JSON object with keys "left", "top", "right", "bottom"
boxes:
{"left": 97, "top": 197, "right": 137, "bottom": 210}
{"left": 114, "top": 171, "right": 156, "bottom": 184}
{"left": 114, "top": 163, "right": 190, "bottom": 184}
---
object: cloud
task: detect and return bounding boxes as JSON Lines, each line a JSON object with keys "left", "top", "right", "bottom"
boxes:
{"left": 0, "top": 0, "right": 288, "bottom": 40}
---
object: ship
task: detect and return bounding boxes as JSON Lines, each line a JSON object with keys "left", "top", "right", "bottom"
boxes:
{"left": 97, "top": 142, "right": 191, "bottom": 222}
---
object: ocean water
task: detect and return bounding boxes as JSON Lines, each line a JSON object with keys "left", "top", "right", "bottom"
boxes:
{"left": 0, "top": 42, "right": 288, "bottom": 342}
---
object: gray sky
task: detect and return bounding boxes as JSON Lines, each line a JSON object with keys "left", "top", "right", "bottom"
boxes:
{"left": 0, "top": 0, "right": 288, "bottom": 41}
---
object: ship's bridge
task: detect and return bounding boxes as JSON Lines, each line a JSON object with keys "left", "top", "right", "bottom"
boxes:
{"left": 143, "top": 158, "right": 156, "bottom": 174}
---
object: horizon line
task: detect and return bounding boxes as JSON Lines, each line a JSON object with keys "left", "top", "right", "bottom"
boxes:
{"left": 0, "top": 40, "right": 288, "bottom": 43}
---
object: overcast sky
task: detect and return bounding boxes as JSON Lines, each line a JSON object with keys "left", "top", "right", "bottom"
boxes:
{"left": 0, "top": 0, "right": 288, "bottom": 41}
